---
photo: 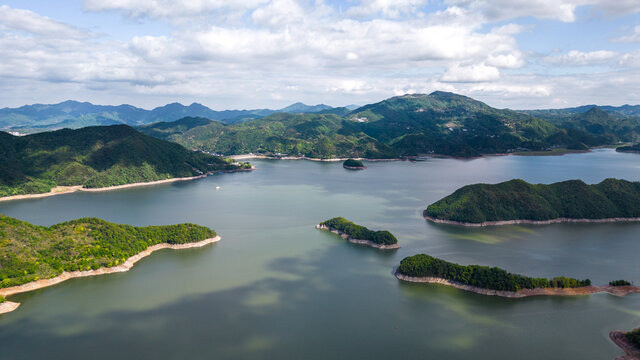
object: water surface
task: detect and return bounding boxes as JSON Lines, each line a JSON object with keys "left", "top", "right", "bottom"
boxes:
{"left": 1, "top": 149, "right": 639, "bottom": 359}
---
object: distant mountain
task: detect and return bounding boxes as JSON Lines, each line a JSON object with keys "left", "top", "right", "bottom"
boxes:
{"left": 521, "top": 104, "right": 640, "bottom": 119}
{"left": 531, "top": 106, "right": 640, "bottom": 143}
{"left": 0, "top": 101, "right": 341, "bottom": 132}
{"left": 0, "top": 124, "right": 250, "bottom": 197}
{"left": 140, "top": 92, "right": 605, "bottom": 158}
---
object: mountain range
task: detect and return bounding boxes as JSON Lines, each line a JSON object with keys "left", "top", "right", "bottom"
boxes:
{"left": 139, "top": 91, "right": 628, "bottom": 158}
{"left": 0, "top": 100, "right": 348, "bottom": 132}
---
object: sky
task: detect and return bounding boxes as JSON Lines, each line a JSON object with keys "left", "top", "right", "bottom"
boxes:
{"left": 0, "top": 0, "right": 639, "bottom": 110}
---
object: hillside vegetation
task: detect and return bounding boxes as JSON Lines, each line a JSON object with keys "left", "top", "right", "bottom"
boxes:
{"left": 398, "top": 254, "right": 591, "bottom": 292}
{"left": 140, "top": 92, "right": 610, "bottom": 158}
{"left": 0, "top": 124, "right": 250, "bottom": 197}
{"left": 0, "top": 215, "right": 216, "bottom": 288}
{"left": 320, "top": 217, "right": 397, "bottom": 245}
{"left": 425, "top": 178, "right": 640, "bottom": 223}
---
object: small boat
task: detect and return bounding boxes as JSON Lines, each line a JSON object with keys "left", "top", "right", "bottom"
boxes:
{"left": 216, "top": 186, "right": 221, "bottom": 190}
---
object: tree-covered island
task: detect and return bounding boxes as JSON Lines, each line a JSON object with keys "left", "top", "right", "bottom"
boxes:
{"left": 425, "top": 178, "right": 640, "bottom": 226}
{"left": 343, "top": 159, "right": 366, "bottom": 170}
{"left": 316, "top": 217, "right": 399, "bottom": 249}
{"left": 0, "top": 215, "right": 218, "bottom": 291}
{"left": 397, "top": 254, "right": 640, "bottom": 298}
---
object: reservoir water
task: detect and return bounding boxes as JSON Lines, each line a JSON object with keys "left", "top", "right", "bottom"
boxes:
{"left": 1, "top": 149, "right": 639, "bottom": 359}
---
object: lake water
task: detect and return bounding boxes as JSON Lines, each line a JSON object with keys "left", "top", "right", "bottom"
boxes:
{"left": 1, "top": 149, "right": 640, "bottom": 359}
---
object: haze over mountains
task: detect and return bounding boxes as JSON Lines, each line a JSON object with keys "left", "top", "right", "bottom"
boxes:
{"left": 0, "top": 100, "right": 350, "bottom": 132}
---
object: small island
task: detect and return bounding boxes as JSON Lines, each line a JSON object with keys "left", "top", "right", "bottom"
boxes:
{"left": 610, "top": 326, "right": 640, "bottom": 360}
{"left": 0, "top": 215, "right": 220, "bottom": 314}
{"left": 343, "top": 159, "right": 366, "bottom": 170}
{"left": 396, "top": 254, "right": 640, "bottom": 298}
{"left": 316, "top": 217, "right": 399, "bottom": 249}
{"left": 425, "top": 178, "right": 640, "bottom": 226}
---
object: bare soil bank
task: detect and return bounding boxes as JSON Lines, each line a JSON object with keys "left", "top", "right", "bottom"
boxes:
{"left": 424, "top": 214, "right": 640, "bottom": 227}
{"left": 395, "top": 272, "right": 640, "bottom": 298}
{"left": 610, "top": 329, "right": 640, "bottom": 360}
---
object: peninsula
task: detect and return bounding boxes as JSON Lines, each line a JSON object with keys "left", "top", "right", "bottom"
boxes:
{"left": 425, "top": 178, "right": 640, "bottom": 226}
{"left": 396, "top": 254, "right": 640, "bottom": 298}
{"left": 316, "top": 217, "right": 399, "bottom": 249}
{"left": 343, "top": 159, "right": 366, "bottom": 170}
{"left": 0, "top": 124, "right": 252, "bottom": 199}
{"left": 0, "top": 215, "right": 220, "bottom": 314}
{"left": 610, "top": 327, "right": 640, "bottom": 360}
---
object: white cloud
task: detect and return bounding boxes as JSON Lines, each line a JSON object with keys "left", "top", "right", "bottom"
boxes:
{"left": 84, "top": 0, "right": 268, "bottom": 20}
{"left": 613, "top": 26, "right": 640, "bottom": 43}
{"left": 441, "top": 63, "right": 500, "bottom": 82}
{"left": 347, "top": 0, "right": 428, "bottom": 18}
{"left": 0, "top": 5, "right": 88, "bottom": 38}
{"left": 544, "top": 50, "right": 617, "bottom": 65}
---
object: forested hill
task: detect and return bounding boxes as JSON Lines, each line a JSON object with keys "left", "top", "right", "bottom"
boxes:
{"left": 0, "top": 124, "right": 250, "bottom": 197}
{"left": 0, "top": 215, "right": 216, "bottom": 288}
{"left": 425, "top": 178, "right": 640, "bottom": 224}
{"left": 140, "top": 92, "right": 608, "bottom": 158}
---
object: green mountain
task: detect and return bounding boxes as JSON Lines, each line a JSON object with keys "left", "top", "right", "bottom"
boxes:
{"left": 0, "top": 100, "right": 343, "bottom": 133}
{"left": 0, "top": 124, "right": 250, "bottom": 197}
{"left": 425, "top": 178, "right": 640, "bottom": 224}
{"left": 139, "top": 113, "right": 397, "bottom": 158}
{"left": 521, "top": 104, "right": 640, "bottom": 119}
{"left": 0, "top": 215, "right": 216, "bottom": 288}
{"left": 538, "top": 107, "right": 640, "bottom": 143}
{"left": 140, "top": 92, "right": 602, "bottom": 158}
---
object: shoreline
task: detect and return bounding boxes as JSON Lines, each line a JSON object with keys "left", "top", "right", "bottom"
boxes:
{"left": 395, "top": 272, "right": 640, "bottom": 298}
{"left": 0, "top": 236, "right": 221, "bottom": 315}
{"left": 610, "top": 329, "right": 640, "bottom": 360}
{"left": 424, "top": 214, "right": 640, "bottom": 227}
{"left": 343, "top": 165, "right": 367, "bottom": 170}
{"left": 316, "top": 224, "right": 400, "bottom": 249}
{"left": 0, "top": 166, "right": 254, "bottom": 203}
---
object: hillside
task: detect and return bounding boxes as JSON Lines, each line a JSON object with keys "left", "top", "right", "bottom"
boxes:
{"left": 0, "top": 124, "right": 250, "bottom": 197}
{"left": 425, "top": 178, "right": 640, "bottom": 224}
{"left": 0, "top": 215, "right": 216, "bottom": 288}
{"left": 140, "top": 113, "right": 398, "bottom": 158}
{"left": 140, "top": 92, "right": 603, "bottom": 158}
{"left": 0, "top": 100, "right": 342, "bottom": 133}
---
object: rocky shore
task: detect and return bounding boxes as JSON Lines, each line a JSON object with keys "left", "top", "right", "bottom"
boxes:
{"left": 395, "top": 272, "right": 640, "bottom": 298}
{"left": 0, "top": 236, "right": 221, "bottom": 314}
{"left": 0, "top": 166, "right": 254, "bottom": 203}
{"left": 424, "top": 214, "right": 640, "bottom": 227}
{"left": 316, "top": 224, "right": 400, "bottom": 249}
{"left": 610, "top": 329, "right": 640, "bottom": 360}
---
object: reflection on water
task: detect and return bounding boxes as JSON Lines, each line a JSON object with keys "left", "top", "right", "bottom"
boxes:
{"left": 0, "top": 149, "right": 639, "bottom": 359}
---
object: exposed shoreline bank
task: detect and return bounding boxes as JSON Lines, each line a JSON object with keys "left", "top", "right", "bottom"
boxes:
{"left": 0, "top": 167, "right": 254, "bottom": 203}
{"left": 610, "top": 329, "right": 640, "bottom": 360}
{"left": 424, "top": 214, "right": 640, "bottom": 227}
{"left": 395, "top": 272, "right": 640, "bottom": 298}
{"left": 316, "top": 224, "right": 400, "bottom": 249}
{"left": 0, "top": 236, "right": 221, "bottom": 315}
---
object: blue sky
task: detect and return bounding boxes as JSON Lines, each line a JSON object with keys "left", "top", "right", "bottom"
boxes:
{"left": 0, "top": 0, "right": 639, "bottom": 110}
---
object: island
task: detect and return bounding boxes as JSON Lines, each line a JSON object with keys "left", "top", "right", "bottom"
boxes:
{"left": 396, "top": 254, "right": 640, "bottom": 298}
{"left": 610, "top": 327, "right": 640, "bottom": 360}
{"left": 424, "top": 178, "right": 640, "bottom": 226}
{"left": 316, "top": 217, "right": 399, "bottom": 249}
{"left": 0, "top": 124, "right": 252, "bottom": 200}
{"left": 0, "top": 215, "right": 220, "bottom": 314}
{"left": 343, "top": 159, "right": 366, "bottom": 170}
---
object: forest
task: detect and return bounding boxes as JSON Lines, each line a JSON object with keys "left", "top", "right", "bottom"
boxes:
{"left": 398, "top": 254, "right": 591, "bottom": 292}
{"left": 0, "top": 215, "right": 216, "bottom": 288}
